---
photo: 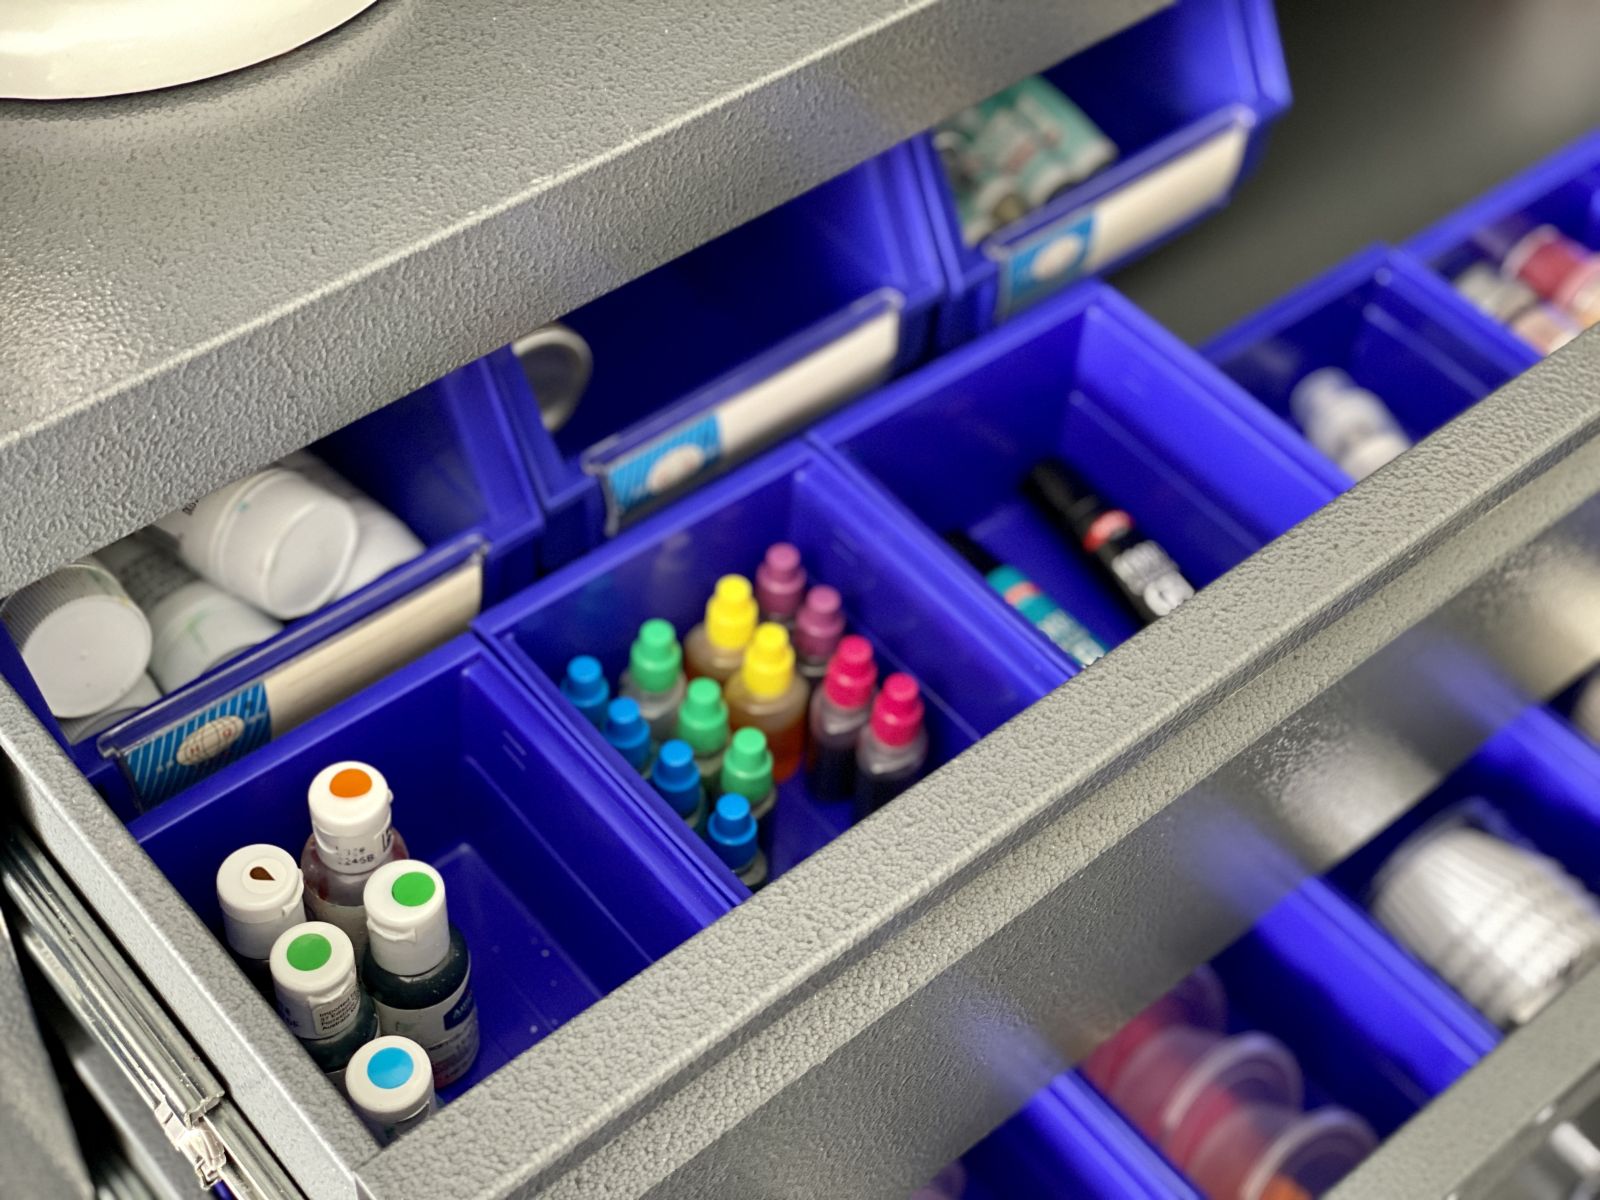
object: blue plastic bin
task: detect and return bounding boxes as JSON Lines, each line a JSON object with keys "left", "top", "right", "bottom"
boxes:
{"left": 818, "top": 282, "right": 1336, "bottom": 661}
{"left": 916, "top": 0, "right": 1289, "bottom": 347}
{"left": 486, "top": 147, "right": 946, "bottom": 567}
{"left": 130, "top": 635, "right": 736, "bottom": 1103}
{"left": 1203, "top": 245, "right": 1537, "bottom": 483}
{"left": 0, "top": 365, "right": 543, "bottom": 818}
{"left": 476, "top": 442, "right": 1066, "bottom": 885}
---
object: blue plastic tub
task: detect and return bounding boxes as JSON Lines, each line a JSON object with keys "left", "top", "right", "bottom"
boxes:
{"left": 916, "top": 0, "right": 1290, "bottom": 347}
{"left": 130, "top": 635, "right": 736, "bottom": 1103}
{"left": 0, "top": 365, "right": 543, "bottom": 818}
{"left": 476, "top": 442, "right": 1066, "bottom": 886}
{"left": 818, "top": 281, "right": 1337, "bottom": 662}
{"left": 485, "top": 147, "right": 946, "bottom": 566}
{"left": 1203, "top": 245, "right": 1537, "bottom": 483}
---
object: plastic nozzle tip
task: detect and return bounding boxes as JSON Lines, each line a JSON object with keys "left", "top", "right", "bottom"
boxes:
{"left": 755, "top": 542, "right": 807, "bottom": 618}
{"left": 721, "top": 727, "right": 774, "bottom": 801}
{"left": 653, "top": 739, "right": 698, "bottom": 789}
{"left": 629, "top": 619, "right": 682, "bottom": 692}
{"left": 823, "top": 635, "right": 877, "bottom": 708}
{"left": 870, "top": 674, "right": 925, "bottom": 747}
{"left": 676, "top": 677, "right": 730, "bottom": 753}
{"left": 739, "top": 622, "right": 796, "bottom": 698}
{"left": 707, "top": 794, "right": 758, "bottom": 868}
{"left": 705, "top": 575, "right": 757, "bottom": 650}
{"left": 561, "top": 655, "right": 608, "bottom": 704}
{"left": 793, "top": 585, "right": 845, "bottom": 659}
{"left": 604, "top": 697, "right": 651, "bottom": 768}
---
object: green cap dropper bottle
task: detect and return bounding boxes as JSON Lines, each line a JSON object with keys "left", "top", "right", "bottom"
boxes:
{"left": 720, "top": 727, "right": 775, "bottom": 824}
{"left": 676, "top": 678, "right": 730, "bottom": 798}
{"left": 628, "top": 619, "right": 682, "bottom": 692}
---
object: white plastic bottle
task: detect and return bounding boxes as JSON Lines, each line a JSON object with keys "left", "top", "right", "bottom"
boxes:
{"left": 281, "top": 450, "right": 425, "bottom": 598}
{"left": 346, "top": 1035, "right": 438, "bottom": 1143}
{"left": 216, "top": 843, "right": 307, "bottom": 991}
{"left": 97, "top": 535, "right": 282, "bottom": 691}
{"left": 301, "top": 761, "right": 408, "bottom": 958}
{"left": 59, "top": 672, "right": 162, "bottom": 744}
{"left": 269, "top": 921, "right": 379, "bottom": 1085}
{"left": 1289, "top": 367, "right": 1411, "bottom": 481}
{"left": 151, "top": 467, "right": 359, "bottom": 618}
{"left": 0, "top": 556, "right": 152, "bottom": 718}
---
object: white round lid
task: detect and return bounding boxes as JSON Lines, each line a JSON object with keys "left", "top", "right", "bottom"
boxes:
{"left": 364, "top": 860, "right": 450, "bottom": 976}
{"left": 216, "top": 844, "right": 305, "bottom": 959}
{"left": 346, "top": 1036, "right": 435, "bottom": 1118}
{"left": 308, "top": 761, "right": 393, "bottom": 868}
{"left": 0, "top": 0, "right": 383, "bottom": 100}
{"left": 269, "top": 920, "right": 356, "bottom": 999}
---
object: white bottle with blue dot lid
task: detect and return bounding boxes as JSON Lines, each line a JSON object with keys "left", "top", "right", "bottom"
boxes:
{"left": 345, "top": 1035, "right": 437, "bottom": 1143}
{"left": 362, "top": 860, "right": 479, "bottom": 1087}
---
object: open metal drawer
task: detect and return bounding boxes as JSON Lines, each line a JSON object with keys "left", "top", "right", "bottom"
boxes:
{"left": 4, "top": 326, "right": 1600, "bottom": 1197}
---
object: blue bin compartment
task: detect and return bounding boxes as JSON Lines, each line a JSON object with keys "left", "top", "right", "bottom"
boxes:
{"left": 0, "top": 362, "right": 544, "bottom": 820}
{"left": 476, "top": 443, "right": 1067, "bottom": 887}
{"left": 128, "top": 636, "right": 735, "bottom": 1105}
{"left": 486, "top": 147, "right": 946, "bottom": 567}
{"left": 1407, "top": 131, "right": 1600, "bottom": 296}
{"left": 1203, "top": 246, "right": 1537, "bottom": 484}
{"left": 916, "top": 0, "right": 1289, "bottom": 346}
{"left": 818, "top": 282, "right": 1336, "bottom": 663}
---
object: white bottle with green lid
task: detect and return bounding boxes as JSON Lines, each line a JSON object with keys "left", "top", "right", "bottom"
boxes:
{"left": 269, "top": 920, "right": 379, "bottom": 1084}
{"left": 345, "top": 1035, "right": 438, "bottom": 1143}
{"left": 216, "top": 843, "right": 305, "bottom": 989}
{"left": 362, "top": 860, "right": 479, "bottom": 1087}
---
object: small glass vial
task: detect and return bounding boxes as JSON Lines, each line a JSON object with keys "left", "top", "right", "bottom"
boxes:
{"left": 346, "top": 1036, "right": 438, "bottom": 1144}
{"left": 620, "top": 619, "right": 687, "bottom": 742}
{"left": 675, "top": 678, "right": 731, "bottom": 798}
{"left": 1289, "top": 367, "right": 1412, "bottom": 482}
{"left": 301, "top": 761, "right": 408, "bottom": 959}
{"left": 706, "top": 794, "right": 769, "bottom": 892}
{"left": 807, "top": 635, "right": 878, "bottom": 800}
{"left": 362, "top": 861, "right": 480, "bottom": 1088}
{"left": 723, "top": 622, "right": 808, "bottom": 782}
{"left": 216, "top": 843, "right": 306, "bottom": 994}
{"left": 603, "top": 697, "right": 653, "bottom": 775}
{"left": 560, "top": 655, "right": 610, "bottom": 730}
{"left": 683, "top": 575, "right": 758, "bottom": 684}
{"left": 855, "top": 674, "right": 929, "bottom": 816}
{"left": 754, "top": 543, "right": 807, "bottom": 628}
{"left": 720, "top": 727, "right": 776, "bottom": 827}
{"left": 793, "top": 585, "right": 845, "bottom": 684}
{"left": 269, "top": 921, "right": 379, "bottom": 1086}
{"left": 652, "top": 739, "right": 709, "bottom": 833}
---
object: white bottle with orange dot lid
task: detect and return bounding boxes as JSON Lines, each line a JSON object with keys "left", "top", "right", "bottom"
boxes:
{"left": 301, "top": 761, "right": 408, "bottom": 958}
{"left": 216, "top": 843, "right": 306, "bottom": 990}
{"left": 269, "top": 920, "right": 379, "bottom": 1085}
{"left": 362, "top": 860, "right": 479, "bottom": 1087}
{"left": 345, "top": 1035, "right": 437, "bottom": 1143}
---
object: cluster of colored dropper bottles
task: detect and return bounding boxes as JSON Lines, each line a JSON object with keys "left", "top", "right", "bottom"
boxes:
{"left": 557, "top": 543, "right": 931, "bottom": 891}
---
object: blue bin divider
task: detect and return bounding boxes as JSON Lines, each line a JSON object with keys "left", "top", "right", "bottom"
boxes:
{"left": 128, "top": 635, "right": 735, "bottom": 1103}
{"left": 1203, "top": 245, "right": 1538, "bottom": 483}
{"left": 487, "top": 146, "right": 946, "bottom": 567}
{"left": 0, "top": 363, "right": 543, "bottom": 820}
{"left": 475, "top": 441, "right": 1068, "bottom": 886}
{"left": 916, "top": 0, "right": 1290, "bottom": 347}
{"left": 1405, "top": 130, "right": 1600, "bottom": 284}
{"left": 816, "top": 281, "right": 1338, "bottom": 662}
{"left": 961, "top": 1073, "right": 1199, "bottom": 1198}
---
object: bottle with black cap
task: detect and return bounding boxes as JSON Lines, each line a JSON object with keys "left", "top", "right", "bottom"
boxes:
{"left": 1021, "top": 459, "right": 1194, "bottom": 626}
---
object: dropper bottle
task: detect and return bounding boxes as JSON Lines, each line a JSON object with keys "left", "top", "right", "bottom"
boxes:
{"left": 620, "top": 619, "right": 687, "bottom": 742}
{"left": 723, "top": 623, "right": 808, "bottom": 782}
{"left": 675, "top": 678, "right": 731, "bottom": 798}
{"left": 755, "top": 543, "right": 807, "bottom": 628}
{"left": 807, "top": 635, "right": 878, "bottom": 800}
{"left": 854, "top": 674, "right": 929, "bottom": 816}
{"left": 794, "top": 586, "right": 846, "bottom": 684}
{"left": 684, "top": 575, "right": 758, "bottom": 684}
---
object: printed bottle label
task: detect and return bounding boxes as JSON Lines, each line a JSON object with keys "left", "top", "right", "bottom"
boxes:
{"left": 279, "top": 973, "right": 360, "bottom": 1040}
{"left": 374, "top": 971, "right": 479, "bottom": 1086}
{"left": 1110, "top": 542, "right": 1194, "bottom": 619}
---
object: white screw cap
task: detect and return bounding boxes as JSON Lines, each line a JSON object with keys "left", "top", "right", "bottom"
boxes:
{"left": 346, "top": 1036, "right": 436, "bottom": 1129}
{"left": 307, "top": 761, "right": 393, "bottom": 872}
{"left": 364, "top": 860, "right": 450, "bottom": 977}
{"left": 216, "top": 844, "right": 304, "bottom": 961}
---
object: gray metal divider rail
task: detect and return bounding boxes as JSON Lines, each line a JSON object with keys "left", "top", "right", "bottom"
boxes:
{"left": 3, "top": 313, "right": 1599, "bottom": 1197}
